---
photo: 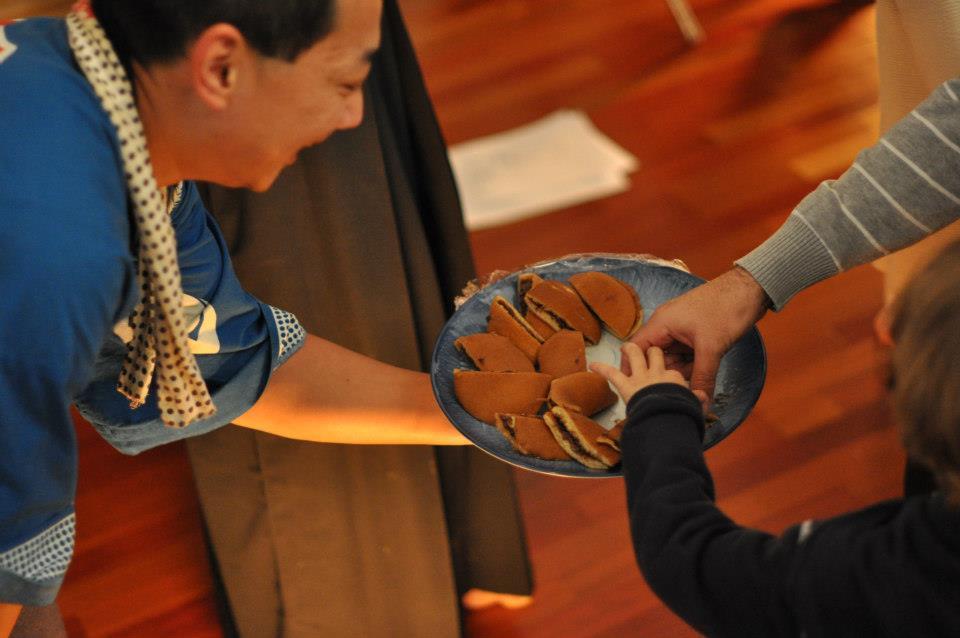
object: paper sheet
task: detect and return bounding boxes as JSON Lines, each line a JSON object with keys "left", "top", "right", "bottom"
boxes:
{"left": 449, "top": 110, "right": 639, "bottom": 230}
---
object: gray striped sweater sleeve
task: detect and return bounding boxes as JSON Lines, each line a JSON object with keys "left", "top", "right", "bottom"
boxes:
{"left": 736, "top": 78, "right": 960, "bottom": 309}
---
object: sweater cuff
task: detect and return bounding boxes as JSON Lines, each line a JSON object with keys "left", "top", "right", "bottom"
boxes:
{"left": 625, "top": 384, "right": 705, "bottom": 442}
{"left": 735, "top": 214, "right": 840, "bottom": 310}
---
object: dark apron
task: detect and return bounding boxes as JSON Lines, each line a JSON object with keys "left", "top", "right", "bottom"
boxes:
{"left": 185, "top": 2, "right": 533, "bottom": 636}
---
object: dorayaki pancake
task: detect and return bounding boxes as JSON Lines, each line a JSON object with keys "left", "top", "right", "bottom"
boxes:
{"left": 453, "top": 369, "right": 552, "bottom": 425}
{"left": 487, "top": 295, "right": 544, "bottom": 362}
{"left": 543, "top": 406, "right": 621, "bottom": 469}
{"left": 568, "top": 271, "right": 643, "bottom": 340}
{"left": 524, "top": 310, "right": 556, "bottom": 341}
{"left": 493, "top": 412, "right": 523, "bottom": 447}
{"left": 548, "top": 370, "right": 617, "bottom": 416}
{"left": 516, "top": 272, "right": 544, "bottom": 315}
{"left": 494, "top": 413, "right": 572, "bottom": 461}
{"left": 525, "top": 280, "right": 601, "bottom": 344}
{"left": 455, "top": 333, "right": 535, "bottom": 372}
{"left": 607, "top": 419, "right": 625, "bottom": 441}
{"left": 537, "top": 330, "right": 586, "bottom": 378}
{"left": 597, "top": 419, "right": 625, "bottom": 452}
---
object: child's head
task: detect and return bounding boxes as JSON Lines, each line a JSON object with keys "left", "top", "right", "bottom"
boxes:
{"left": 890, "top": 238, "right": 960, "bottom": 503}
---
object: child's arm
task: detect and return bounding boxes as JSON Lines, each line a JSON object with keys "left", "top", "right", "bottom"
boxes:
{"left": 597, "top": 345, "right": 960, "bottom": 637}
{"left": 596, "top": 344, "right": 799, "bottom": 635}
{"left": 619, "top": 381, "right": 800, "bottom": 636}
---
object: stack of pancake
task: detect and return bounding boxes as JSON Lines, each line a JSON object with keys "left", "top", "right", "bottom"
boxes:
{"left": 452, "top": 271, "right": 643, "bottom": 470}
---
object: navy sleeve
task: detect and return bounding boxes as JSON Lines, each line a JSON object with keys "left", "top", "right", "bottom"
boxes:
{"left": 622, "top": 384, "right": 802, "bottom": 637}
{"left": 622, "top": 385, "right": 960, "bottom": 637}
{"left": 74, "top": 181, "right": 306, "bottom": 454}
{"left": 0, "top": 19, "right": 133, "bottom": 605}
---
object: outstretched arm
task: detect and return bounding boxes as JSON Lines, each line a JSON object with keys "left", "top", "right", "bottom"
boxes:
{"left": 233, "top": 334, "right": 468, "bottom": 445}
{"left": 595, "top": 345, "right": 799, "bottom": 635}
{"left": 596, "top": 345, "right": 950, "bottom": 637}
{"left": 633, "top": 76, "right": 960, "bottom": 399}
{"left": 618, "top": 380, "right": 953, "bottom": 637}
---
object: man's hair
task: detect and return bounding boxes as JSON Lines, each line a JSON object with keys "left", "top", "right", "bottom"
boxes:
{"left": 890, "top": 238, "right": 960, "bottom": 503}
{"left": 90, "top": 0, "right": 337, "bottom": 66}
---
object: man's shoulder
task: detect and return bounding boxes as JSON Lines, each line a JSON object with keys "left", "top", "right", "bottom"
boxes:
{"left": 1, "top": 18, "right": 76, "bottom": 85}
{"left": 0, "top": 20, "right": 130, "bottom": 292}
{"left": 0, "top": 18, "right": 112, "bottom": 136}
{"left": 0, "top": 18, "right": 126, "bottom": 223}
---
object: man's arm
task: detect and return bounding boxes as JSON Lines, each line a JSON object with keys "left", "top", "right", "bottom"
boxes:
{"left": 740, "top": 78, "right": 960, "bottom": 308}
{"left": 634, "top": 77, "right": 960, "bottom": 398}
{"left": 180, "top": 181, "right": 466, "bottom": 446}
{"left": 233, "top": 334, "right": 468, "bottom": 445}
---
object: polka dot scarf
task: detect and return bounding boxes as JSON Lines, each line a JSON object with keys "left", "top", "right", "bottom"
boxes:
{"left": 66, "top": 1, "right": 216, "bottom": 428}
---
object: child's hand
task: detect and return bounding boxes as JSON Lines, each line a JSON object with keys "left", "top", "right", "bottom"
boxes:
{"left": 591, "top": 343, "right": 693, "bottom": 405}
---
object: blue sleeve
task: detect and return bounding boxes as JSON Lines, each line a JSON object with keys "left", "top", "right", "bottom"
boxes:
{"left": 74, "top": 182, "right": 306, "bottom": 455}
{"left": 0, "top": 19, "right": 134, "bottom": 605}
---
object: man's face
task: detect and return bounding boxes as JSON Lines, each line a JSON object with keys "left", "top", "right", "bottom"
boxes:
{"left": 220, "top": 0, "right": 382, "bottom": 190}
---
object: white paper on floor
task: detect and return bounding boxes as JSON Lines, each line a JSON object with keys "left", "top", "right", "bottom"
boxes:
{"left": 448, "top": 110, "right": 639, "bottom": 230}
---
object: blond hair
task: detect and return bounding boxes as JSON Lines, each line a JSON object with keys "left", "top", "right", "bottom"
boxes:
{"left": 890, "top": 238, "right": 960, "bottom": 504}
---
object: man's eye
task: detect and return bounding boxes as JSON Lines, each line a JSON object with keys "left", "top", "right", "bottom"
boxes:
{"left": 340, "top": 83, "right": 361, "bottom": 94}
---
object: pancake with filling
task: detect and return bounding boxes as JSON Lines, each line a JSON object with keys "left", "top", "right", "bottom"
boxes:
{"left": 455, "top": 333, "right": 534, "bottom": 372}
{"left": 524, "top": 310, "right": 556, "bottom": 341}
{"left": 487, "top": 295, "right": 544, "bottom": 361}
{"left": 518, "top": 272, "right": 556, "bottom": 338}
{"left": 568, "top": 271, "right": 643, "bottom": 340}
{"left": 525, "top": 280, "right": 601, "bottom": 344}
{"left": 453, "top": 369, "right": 551, "bottom": 425}
{"left": 543, "top": 406, "right": 621, "bottom": 469}
{"left": 548, "top": 370, "right": 617, "bottom": 416}
{"left": 516, "top": 272, "right": 544, "bottom": 315}
{"left": 597, "top": 419, "right": 625, "bottom": 452}
{"left": 537, "top": 330, "right": 586, "bottom": 378}
{"left": 494, "top": 413, "right": 572, "bottom": 461}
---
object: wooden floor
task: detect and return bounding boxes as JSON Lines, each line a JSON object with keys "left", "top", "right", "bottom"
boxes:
{"left": 7, "top": 1, "right": 904, "bottom": 636}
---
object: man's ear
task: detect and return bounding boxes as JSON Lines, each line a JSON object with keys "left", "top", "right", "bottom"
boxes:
{"left": 189, "top": 23, "right": 247, "bottom": 111}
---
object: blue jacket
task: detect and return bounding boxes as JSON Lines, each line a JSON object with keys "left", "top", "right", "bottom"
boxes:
{"left": 0, "top": 18, "right": 303, "bottom": 605}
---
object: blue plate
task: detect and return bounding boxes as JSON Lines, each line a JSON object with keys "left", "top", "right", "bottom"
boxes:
{"left": 430, "top": 254, "right": 766, "bottom": 478}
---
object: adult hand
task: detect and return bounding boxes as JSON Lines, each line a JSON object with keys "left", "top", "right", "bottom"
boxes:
{"left": 629, "top": 266, "right": 770, "bottom": 402}
{"left": 591, "top": 344, "right": 688, "bottom": 405}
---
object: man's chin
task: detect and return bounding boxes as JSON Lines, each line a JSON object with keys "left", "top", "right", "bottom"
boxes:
{"left": 247, "top": 166, "right": 286, "bottom": 192}
{"left": 248, "top": 177, "right": 277, "bottom": 193}
{"left": 207, "top": 162, "right": 286, "bottom": 192}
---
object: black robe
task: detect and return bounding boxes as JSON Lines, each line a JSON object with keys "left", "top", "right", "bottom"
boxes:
{"left": 185, "top": 2, "right": 532, "bottom": 636}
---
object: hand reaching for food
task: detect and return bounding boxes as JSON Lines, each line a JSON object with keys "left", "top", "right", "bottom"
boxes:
{"left": 627, "top": 266, "right": 770, "bottom": 402}
{"left": 591, "top": 344, "right": 691, "bottom": 405}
